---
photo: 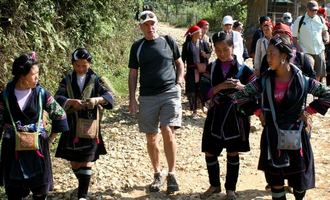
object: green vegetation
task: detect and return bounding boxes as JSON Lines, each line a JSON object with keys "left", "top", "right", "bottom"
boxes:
{"left": 0, "top": 0, "right": 138, "bottom": 96}
{"left": 145, "top": 0, "right": 247, "bottom": 31}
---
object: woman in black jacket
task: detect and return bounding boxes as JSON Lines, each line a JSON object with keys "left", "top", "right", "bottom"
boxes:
{"left": 233, "top": 35, "right": 330, "bottom": 200}
{"left": 200, "top": 31, "right": 256, "bottom": 200}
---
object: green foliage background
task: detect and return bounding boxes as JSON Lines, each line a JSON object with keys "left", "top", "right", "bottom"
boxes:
{"left": 0, "top": 0, "right": 139, "bottom": 96}
{"left": 145, "top": 0, "right": 247, "bottom": 31}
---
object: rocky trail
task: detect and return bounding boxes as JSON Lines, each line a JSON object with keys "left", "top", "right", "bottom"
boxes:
{"left": 8, "top": 23, "right": 330, "bottom": 200}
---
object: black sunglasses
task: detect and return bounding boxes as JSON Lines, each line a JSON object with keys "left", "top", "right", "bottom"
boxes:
{"left": 140, "top": 12, "right": 155, "bottom": 20}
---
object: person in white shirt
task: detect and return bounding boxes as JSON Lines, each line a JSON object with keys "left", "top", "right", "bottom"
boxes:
{"left": 292, "top": 0, "right": 329, "bottom": 81}
{"left": 254, "top": 20, "right": 273, "bottom": 76}
{"left": 220, "top": 15, "right": 245, "bottom": 65}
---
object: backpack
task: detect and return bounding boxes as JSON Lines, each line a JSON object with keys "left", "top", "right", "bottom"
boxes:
{"left": 136, "top": 35, "right": 175, "bottom": 64}
{"left": 298, "top": 15, "right": 324, "bottom": 34}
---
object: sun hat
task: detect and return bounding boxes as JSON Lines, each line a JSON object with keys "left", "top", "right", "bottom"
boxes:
{"left": 222, "top": 15, "right": 234, "bottom": 25}
{"left": 282, "top": 12, "right": 293, "bottom": 23}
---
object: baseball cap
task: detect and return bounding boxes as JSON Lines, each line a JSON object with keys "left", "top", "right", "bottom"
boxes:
{"left": 138, "top": 11, "right": 158, "bottom": 24}
{"left": 307, "top": 1, "right": 318, "bottom": 11}
{"left": 282, "top": 12, "right": 293, "bottom": 23}
{"left": 222, "top": 15, "right": 234, "bottom": 25}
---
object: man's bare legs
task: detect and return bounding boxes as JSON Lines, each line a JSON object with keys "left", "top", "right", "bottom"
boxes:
{"left": 146, "top": 133, "right": 161, "bottom": 173}
{"left": 146, "top": 126, "right": 179, "bottom": 193}
{"left": 161, "top": 126, "right": 176, "bottom": 173}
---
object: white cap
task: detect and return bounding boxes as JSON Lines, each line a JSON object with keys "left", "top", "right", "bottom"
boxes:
{"left": 138, "top": 11, "right": 158, "bottom": 24}
{"left": 282, "top": 12, "right": 293, "bottom": 23}
{"left": 222, "top": 15, "right": 234, "bottom": 25}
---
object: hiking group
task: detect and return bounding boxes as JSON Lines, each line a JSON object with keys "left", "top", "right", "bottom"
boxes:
{"left": 0, "top": 1, "right": 330, "bottom": 200}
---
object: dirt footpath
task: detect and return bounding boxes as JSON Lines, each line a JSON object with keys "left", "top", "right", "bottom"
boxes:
{"left": 46, "top": 23, "right": 330, "bottom": 200}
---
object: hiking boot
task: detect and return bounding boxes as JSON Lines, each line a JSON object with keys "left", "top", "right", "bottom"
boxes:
{"left": 200, "top": 186, "right": 221, "bottom": 199}
{"left": 226, "top": 190, "right": 237, "bottom": 200}
{"left": 149, "top": 172, "right": 163, "bottom": 192}
{"left": 166, "top": 173, "right": 179, "bottom": 194}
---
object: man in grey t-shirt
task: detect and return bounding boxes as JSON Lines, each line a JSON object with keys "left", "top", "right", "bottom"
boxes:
{"left": 128, "top": 10, "right": 184, "bottom": 194}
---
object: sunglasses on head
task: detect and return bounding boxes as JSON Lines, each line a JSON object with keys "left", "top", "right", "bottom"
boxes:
{"left": 140, "top": 12, "right": 155, "bottom": 21}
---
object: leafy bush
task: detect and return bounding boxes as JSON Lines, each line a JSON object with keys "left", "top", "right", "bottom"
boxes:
{"left": 0, "top": 0, "right": 138, "bottom": 96}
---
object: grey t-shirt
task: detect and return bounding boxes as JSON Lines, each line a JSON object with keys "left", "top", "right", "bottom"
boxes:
{"left": 128, "top": 36, "right": 181, "bottom": 96}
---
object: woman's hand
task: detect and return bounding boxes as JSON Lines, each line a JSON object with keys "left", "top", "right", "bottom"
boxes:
{"left": 85, "top": 97, "right": 105, "bottom": 109}
{"left": 300, "top": 111, "right": 313, "bottom": 134}
{"left": 66, "top": 99, "right": 85, "bottom": 111}
{"left": 213, "top": 79, "right": 237, "bottom": 94}
{"left": 232, "top": 79, "right": 244, "bottom": 90}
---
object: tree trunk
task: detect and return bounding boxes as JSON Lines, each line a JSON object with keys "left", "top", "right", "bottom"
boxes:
{"left": 245, "top": 0, "right": 268, "bottom": 56}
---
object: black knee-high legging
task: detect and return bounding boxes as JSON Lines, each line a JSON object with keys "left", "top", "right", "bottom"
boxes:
{"left": 205, "top": 154, "right": 240, "bottom": 191}
{"left": 5, "top": 184, "right": 48, "bottom": 200}
{"left": 205, "top": 155, "right": 220, "bottom": 187}
{"left": 225, "top": 154, "right": 239, "bottom": 191}
{"left": 73, "top": 167, "right": 92, "bottom": 199}
{"left": 271, "top": 187, "right": 286, "bottom": 200}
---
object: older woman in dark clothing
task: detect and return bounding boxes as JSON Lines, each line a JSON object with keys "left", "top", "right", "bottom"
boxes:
{"left": 233, "top": 35, "right": 330, "bottom": 200}
{"left": 182, "top": 25, "right": 205, "bottom": 116}
{"left": 0, "top": 52, "right": 69, "bottom": 200}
